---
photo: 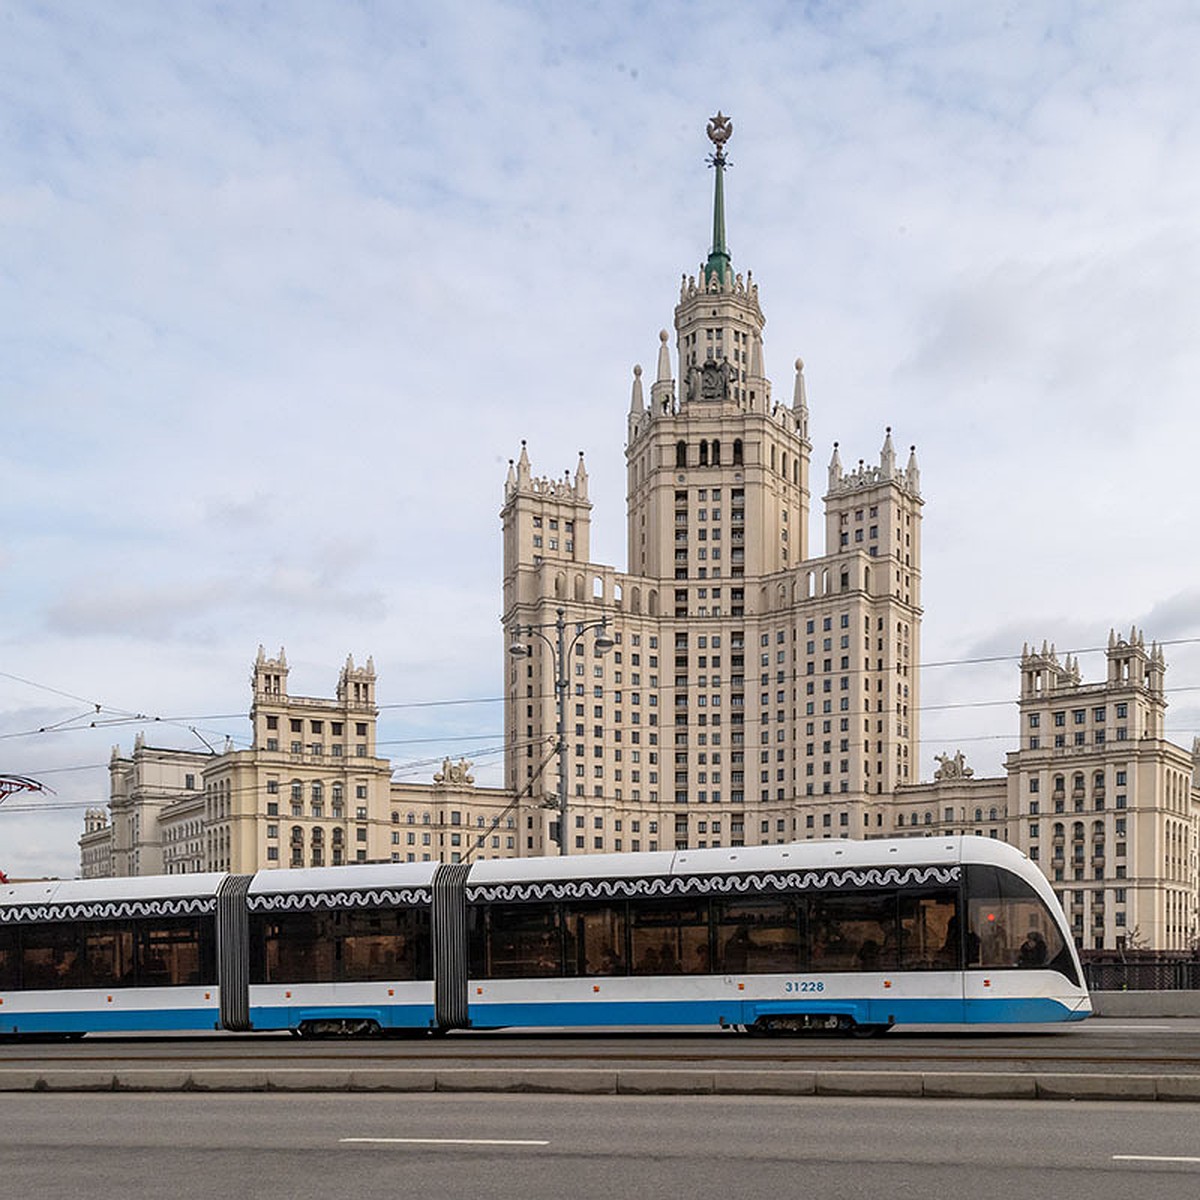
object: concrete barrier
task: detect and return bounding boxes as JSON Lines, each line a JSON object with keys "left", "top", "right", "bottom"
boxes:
{"left": 0, "top": 1065, "right": 1197, "bottom": 1101}
{"left": 1091, "top": 990, "right": 1200, "bottom": 1018}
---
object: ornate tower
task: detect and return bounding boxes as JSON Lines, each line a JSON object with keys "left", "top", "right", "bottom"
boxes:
{"left": 502, "top": 115, "right": 925, "bottom": 856}
{"left": 625, "top": 113, "right": 812, "bottom": 584}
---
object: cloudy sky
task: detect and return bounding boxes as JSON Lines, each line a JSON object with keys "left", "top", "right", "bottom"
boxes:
{"left": 2, "top": 1, "right": 1198, "bottom": 877}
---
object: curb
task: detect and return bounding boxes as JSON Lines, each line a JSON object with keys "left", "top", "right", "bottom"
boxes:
{"left": 1, "top": 1067, "right": 1199, "bottom": 1101}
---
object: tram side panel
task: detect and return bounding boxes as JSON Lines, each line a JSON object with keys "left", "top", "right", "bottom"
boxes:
{"left": 244, "top": 893, "right": 437, "bottom": 1032}
{"left": 464, "top": 875, "right": 975, "bottom": 1031}
{"left": 0, "top": 911, "right": 221, "bottom": 1035}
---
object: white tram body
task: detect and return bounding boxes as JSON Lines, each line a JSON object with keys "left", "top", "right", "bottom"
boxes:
{"left": 0, "top": 837, "right": 1089, "bottom": 1037}
{"left": 245, "top": 862, "right": 438, "bottom": 1034}
{"left": 0, "top": 873, "right": 225, "bottom": 1034}
{"left": 463, "top": 837, "right": 1091, "bottom": 1031}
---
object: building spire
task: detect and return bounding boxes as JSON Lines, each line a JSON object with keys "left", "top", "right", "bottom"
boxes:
{"left": 704, "top": 112, "right": 733, "bottom": 286}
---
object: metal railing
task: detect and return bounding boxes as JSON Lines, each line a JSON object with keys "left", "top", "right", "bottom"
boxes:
{"left": 1084, "top": 960, "right": 1200, "bottom": 991}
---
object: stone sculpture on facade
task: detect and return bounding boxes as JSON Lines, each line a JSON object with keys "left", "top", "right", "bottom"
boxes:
{"left": 433, "top": 758, "right": 475, "bottom": 787}
{"left": 933, "top": 751, "right": 974, "bottom": 781}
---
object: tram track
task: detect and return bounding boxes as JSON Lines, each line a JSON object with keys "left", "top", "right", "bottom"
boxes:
{"left": 4, "top": 1040, "right": 1200, "bottom": 1072}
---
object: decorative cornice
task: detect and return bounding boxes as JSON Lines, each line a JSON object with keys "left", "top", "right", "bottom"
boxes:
{"left": 247, "top": 887, "right": 432, "bottom": 913}
{"left": 467, "top": 864, "right": 959, "bottom": 905}
{"left": 0, "top": 895, "right": 217, "bottom": 925}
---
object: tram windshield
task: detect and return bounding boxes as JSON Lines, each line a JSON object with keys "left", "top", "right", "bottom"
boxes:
{"left": 964, "top": 864, "right": 1078, "bottom": 984}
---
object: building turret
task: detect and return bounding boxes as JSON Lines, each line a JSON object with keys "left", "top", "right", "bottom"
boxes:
{"left": 252, "top": 645, "right": 288, "bottom": 698}
{"left": 793, "top": 359, "right": 810, "bottom": 442}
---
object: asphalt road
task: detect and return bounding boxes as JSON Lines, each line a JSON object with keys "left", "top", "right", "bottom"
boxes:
{"left": 1, "top": 1093, "right": 1198, "bottom": 1200}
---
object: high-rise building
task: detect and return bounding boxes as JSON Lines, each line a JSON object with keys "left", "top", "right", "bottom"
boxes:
{"left": 502, "top": 114, "right": 923, "bottom": 855}
{"left": 78, "top": 116, "right": 1200, "bottom": 953}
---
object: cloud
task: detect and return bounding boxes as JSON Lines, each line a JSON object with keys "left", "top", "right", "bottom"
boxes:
{"left": 4, "top": 2, "right": 1200, "bottom": 872}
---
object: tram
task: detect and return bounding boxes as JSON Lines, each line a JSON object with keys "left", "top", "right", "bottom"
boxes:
{"left": 0, "top": 836, "right": 1090, "bottom": 1037}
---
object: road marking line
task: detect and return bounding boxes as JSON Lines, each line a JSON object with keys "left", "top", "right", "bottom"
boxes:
{"left": 1112, "top": 1155, "right": 1200, "bottom": 1164}
{"left": 1083, "top": 1025, "right": 1172, "bottom": 1031}
{"left": 340, "top": 1137, "right": 550, "bottom": 1147}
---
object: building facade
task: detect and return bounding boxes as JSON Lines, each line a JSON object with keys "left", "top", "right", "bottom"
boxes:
{"left": 892, "top": 629, "right": 1200, "bottom": 951}
{"left": 80, "top": 647, "right": 519, "bottom": 878}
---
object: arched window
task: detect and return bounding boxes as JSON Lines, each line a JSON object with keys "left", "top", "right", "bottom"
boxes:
{"left": 770, "top": 444, "right": 776, "bottom": 470}
{"left": 1072, "top": 822, "right": 1085, "bottom": 840}
{"left": 974, "top": 808, "right": 982, "bottom": 822}
{"left": 711, "top": 439, "right": 721, "bottom": 465}
{"left": 781, "top": 451, "right": 788, "bottom": 478}
{"left": 733, "top": 439, "right": 743, "bottom": 466}
{"left": 1094, "top": 771, "right": 1104, "bottom": 790}
{"left": 989, "top": 807, "right": 998, "bottom": 821}
{"left": 897, "top": 813, "right": 905, "bottom": 827}
{"left": 291, "top": 780, "right": 303, "bottom": 801}
{"left": 699, "top": 440, "right": 709, "bottom": 466}
{"left": 311, "top": 826, "right": 323, "bottom": 843}
{"left": 391, "top": 810, "right": 399, "bottom": 824}
{"left": 1053, "top": 775, "right": 1065, "bottom": 793}
{"left": 924, "top": 811, "right": 932, "bottom": 825}
{"left": 311, "top": 781, "right": 323, "bottom": 802}
{"left": 676, "top": 440, "right": 687, "bottom": 468}
{"left": 1053, "top": 822, "right": 1064, "bottom": 838}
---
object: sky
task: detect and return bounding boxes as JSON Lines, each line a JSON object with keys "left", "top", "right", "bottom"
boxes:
{"left": 2, "top": 1, "right": 1198, "bottom": 878}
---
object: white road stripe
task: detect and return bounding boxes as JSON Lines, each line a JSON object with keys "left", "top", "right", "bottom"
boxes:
{"left": 1082, "top": 1025, "right": 1172, "bottom": 1031}
{"left": 340, "top": 1137, "right": 549, "bottom": 1147}
{"left": 1112, "top": 1155, "right": 1200, "bottom": 1164}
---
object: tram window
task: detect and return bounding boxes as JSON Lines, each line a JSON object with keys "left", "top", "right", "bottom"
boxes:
{"left": 251, "top": 909, "right": 429, "bottom": 984}
{"left": 714, "top": 896, "right": 802, "bottom": 974}
{"left": 630, "top": 899, "right": 710, "bottom": 975}
{"left": 137, "top": 917, "right": 215, "bottom": 986}
{"left": 254, "top": 912, "right": 337, "bottom": 983}
{"left": 563, "top": 902, "right": 627, "bottom": 976}
{"left": 808, "top": 892, "right": 898, "bottom": 971}
{"left": 965, "top": 865, "right": 1076, "bottom": 983}
{"left": 0, "top": 926, "right": 18, "bottom": 989}
{"left": 19, "top": 922, "right": 82, "bottom": 989}
{"left": 479, "top": 903, "right": 562, "bottom": 978}
{"left": 338, "top": 908, "right": 430, "bottom": 982}
{"left": 898, "top": 892, "right": 958, "bottom": 970}
{"left": 82, "top": 922, "right": 134, "bottom": 987}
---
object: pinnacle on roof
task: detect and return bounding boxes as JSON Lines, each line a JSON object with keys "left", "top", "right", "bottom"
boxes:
{"left": 704, "top": 112, "right": 733, "bottom": 286}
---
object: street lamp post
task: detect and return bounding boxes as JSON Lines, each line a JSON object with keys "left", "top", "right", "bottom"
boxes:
{"left": 509, "top": 607, "right": 614, "bottom": 855}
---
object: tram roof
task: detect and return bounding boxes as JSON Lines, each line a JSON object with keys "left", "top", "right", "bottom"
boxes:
{"left": 247, "top": 861, "right": 441, "bottom": 895}
{"left": 466, "top": 835, "right": 1028, "bottom": 886}
{"left": 0, "top": 873, "right": 227, "bottom": 910}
